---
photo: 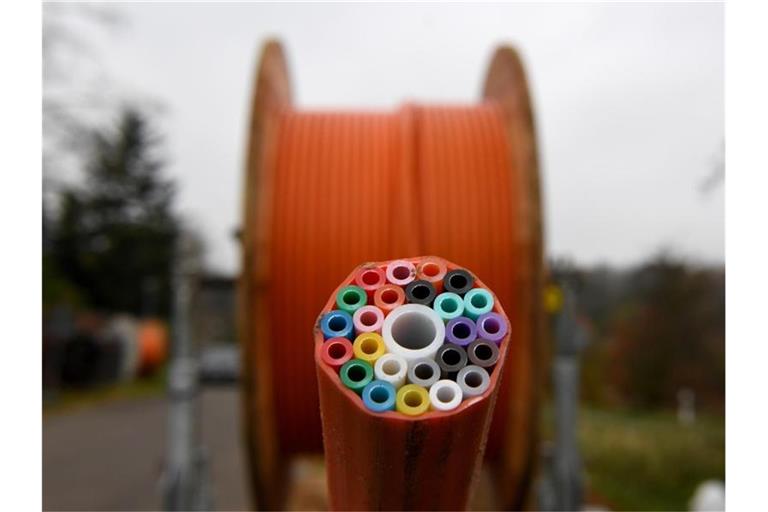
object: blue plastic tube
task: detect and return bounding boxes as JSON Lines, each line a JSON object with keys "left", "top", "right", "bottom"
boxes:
{"left": 320, "top": 309, "right": 354, "bottom": 340}
{"left": 362, "top": 380, "right": 397, "bottom": 412}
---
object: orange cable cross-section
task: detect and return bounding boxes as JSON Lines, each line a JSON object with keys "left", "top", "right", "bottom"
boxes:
{"left": 239, "top": 40, "right": 545, "bottom": 510}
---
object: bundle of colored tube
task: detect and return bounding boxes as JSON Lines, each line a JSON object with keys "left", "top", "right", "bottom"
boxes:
{"left": 316, "top": 256, "right": 509, "bottom": 417}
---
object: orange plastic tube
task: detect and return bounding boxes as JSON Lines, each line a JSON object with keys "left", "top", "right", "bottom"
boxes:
{"left": 416, "top": 257, "right": 448, "bottom": 293}
{"left": 373, "top": 284, "right": 406, "bottom": 315}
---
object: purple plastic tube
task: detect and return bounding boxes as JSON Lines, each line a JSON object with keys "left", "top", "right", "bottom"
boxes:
{"left": 476, "top": 312, "right": 508, "bottom": 345}
{"left": 445, "top": 316, "right": 477, "bottom": 347}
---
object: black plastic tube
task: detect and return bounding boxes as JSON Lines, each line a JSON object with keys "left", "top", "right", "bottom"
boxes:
{"left": 435, "top": 343, "right": 468, "bottom": 379}
{"left": 443, "top": 269, "right": 475, "bottom": 295}
{"left": 467, "top": 339, "right": 499, "bottom": 371}
{"left": 405, "top": 279, "right": 437, "bottom": 306}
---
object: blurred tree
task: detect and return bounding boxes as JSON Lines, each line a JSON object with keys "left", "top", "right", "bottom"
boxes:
{"left": 49, "top": 108, "right": 178, "bottom": 317}
{"left": 552, "top": 254, "right": 725, "bottom": 412}
{"left": 606, "top": 255, "right": 725, "bottom": 411}
{"left": 43, "top": 211, "right": 83, "bottom": 308}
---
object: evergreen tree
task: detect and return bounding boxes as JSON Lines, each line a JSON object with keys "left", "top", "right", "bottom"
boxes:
{"left": 49, "top": 108, "right": 178, "bottom": 316}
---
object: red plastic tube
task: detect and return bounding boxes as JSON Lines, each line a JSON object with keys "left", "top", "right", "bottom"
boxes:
{"left": 319, "top": 337, "right": 354, "bottom": 372}
{"left": 354, "top": 265, "right": 387, "bottom": 299}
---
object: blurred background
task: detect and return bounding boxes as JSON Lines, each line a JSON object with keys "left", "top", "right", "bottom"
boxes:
{"left": 42, "top": 3, "right": 723, "bottom": 511}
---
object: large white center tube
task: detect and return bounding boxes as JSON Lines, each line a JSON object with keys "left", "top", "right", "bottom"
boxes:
{"left": 381, "top": 304, "right": 445, "bottom": 365}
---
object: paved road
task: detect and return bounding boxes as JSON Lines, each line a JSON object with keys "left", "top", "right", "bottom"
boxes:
{"left": 43, "top": 389, "right": 502, "bottom": 511}
{"left": 43, "top": 389, "right": 250, "bottom": 511}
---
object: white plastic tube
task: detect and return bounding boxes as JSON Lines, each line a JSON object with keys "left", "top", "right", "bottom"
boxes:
{"left": 381, "top": 304, "right": 445, "bottom": 365}
{"left": 429, "top": 379, "right": 463, "bottom": 412}
{"left": 456, "top": 365, "right": 490, "bottom": 398}
{"left": 374, "top": 353, "right": 408, "bottom": 389}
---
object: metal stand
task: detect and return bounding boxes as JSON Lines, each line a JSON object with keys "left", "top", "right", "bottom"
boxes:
{"left": 539, "top": 285, "right": 587, "bottom": 511}
{"left": 162, "top": 233, "right": 212, "bottom": 511}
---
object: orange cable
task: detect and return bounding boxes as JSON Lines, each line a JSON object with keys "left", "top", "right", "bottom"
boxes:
{"left": 258, "top": 104, "right": 519, "bottom": 454}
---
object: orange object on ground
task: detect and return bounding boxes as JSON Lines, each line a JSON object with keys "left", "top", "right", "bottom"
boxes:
{"left": 136, "top": 319, "right": 167, "bottom": 375}
{"left": 239, "top": 40, "right": 545, "bottom": 510}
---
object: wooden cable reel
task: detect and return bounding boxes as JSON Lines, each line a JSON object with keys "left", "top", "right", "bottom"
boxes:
{"left": 238, "top": 39, "right": 545, "bottom": 510}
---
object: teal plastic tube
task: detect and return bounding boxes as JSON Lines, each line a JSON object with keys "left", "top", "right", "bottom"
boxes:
{"left": 432, "top": 292, "right": 464, "bottom": 322}
{"left": 463, "top": 288, "right": 494, "bottom": 320}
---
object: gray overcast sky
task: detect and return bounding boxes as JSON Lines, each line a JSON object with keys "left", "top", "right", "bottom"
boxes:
{"left": 47, "top": 2, "right": 724, "bottom": 274}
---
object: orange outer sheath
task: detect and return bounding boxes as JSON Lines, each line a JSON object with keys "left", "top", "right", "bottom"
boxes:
{"left": 315, "top": 256, "right": 512, "bottom": 510}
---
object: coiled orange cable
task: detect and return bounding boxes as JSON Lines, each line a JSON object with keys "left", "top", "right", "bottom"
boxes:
{"left": 263, "top": 102, "right": 519, "bottom": 454}
{"left": 240, "top": 41, "right": 543, "bottom": 510}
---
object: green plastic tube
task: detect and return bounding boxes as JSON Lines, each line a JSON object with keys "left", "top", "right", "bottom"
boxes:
{"left": 336, "top": 285, "right": 368, "bottom": 315}
{"left": 339, "top": 358, "right": 374, "bottom": 394}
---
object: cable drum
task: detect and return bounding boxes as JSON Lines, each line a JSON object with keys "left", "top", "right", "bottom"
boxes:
{"left": 239, "top": 40, "right": 544, "bottom": 510}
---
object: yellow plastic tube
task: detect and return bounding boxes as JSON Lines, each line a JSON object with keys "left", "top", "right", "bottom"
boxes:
{"left": 352, "top": 332, "right": 386, "bottom": 365}
{"left": 395, "top": 384, "right": 430, "bottom": 416}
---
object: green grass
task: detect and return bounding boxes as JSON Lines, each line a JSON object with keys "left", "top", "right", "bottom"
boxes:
{"left": 577, "top": 406, "right": 724, "bottom": 511}
{"left": 43, "top": 366, "right": 167, "bottom": 416}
